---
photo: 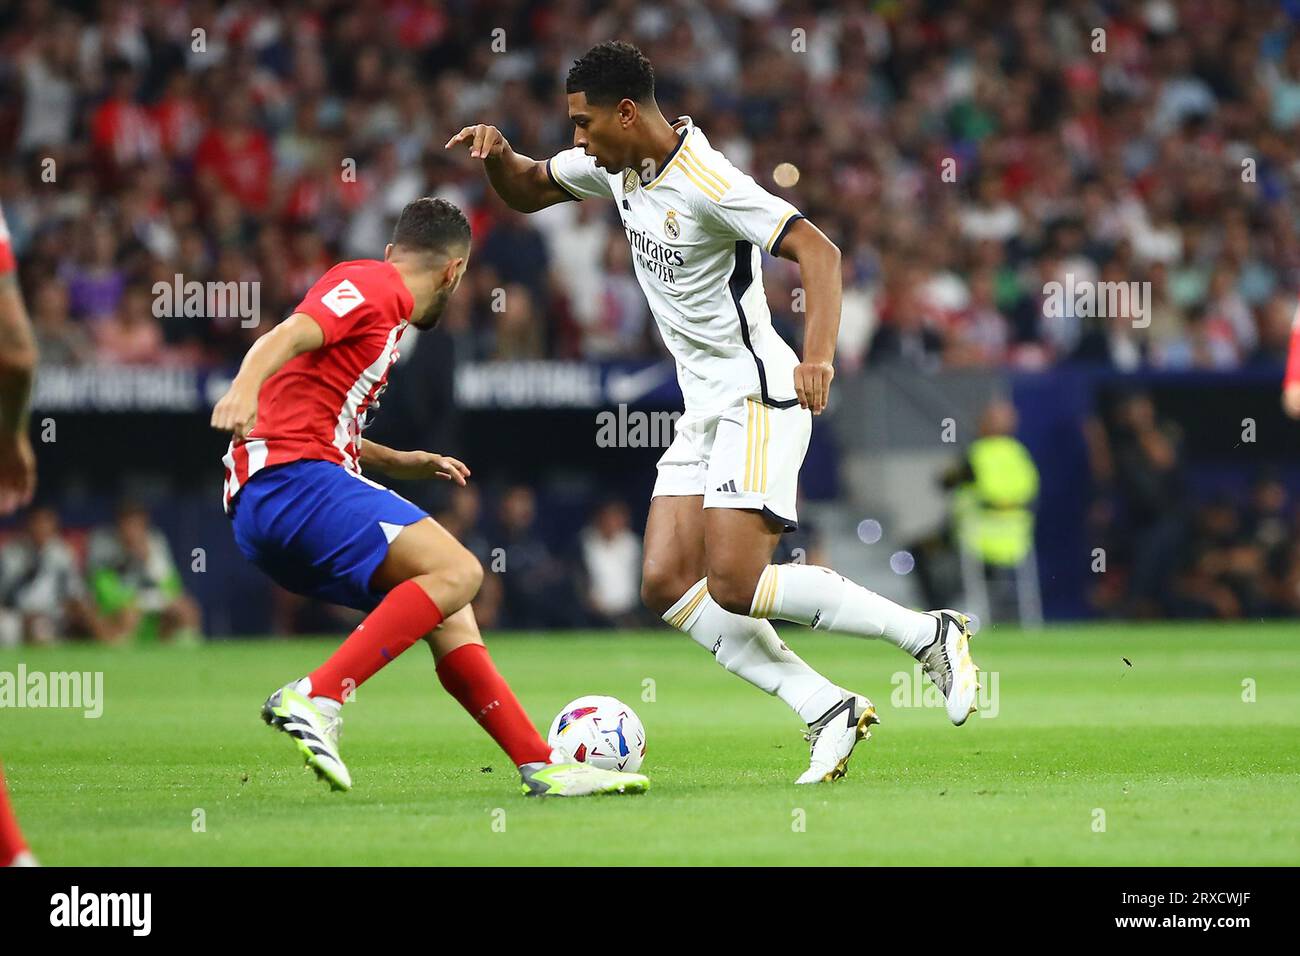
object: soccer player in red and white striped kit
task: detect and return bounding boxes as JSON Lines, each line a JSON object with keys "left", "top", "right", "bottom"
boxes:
{"left": 213, "top": 197, "right": 646, "bottom": 797}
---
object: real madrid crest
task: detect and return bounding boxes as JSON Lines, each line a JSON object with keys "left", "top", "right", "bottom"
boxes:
{"left": 664, "top": 209, "right": 680, "bottom": 240}
{"left": 623, "top": 168, "right": 638, "bottom": 195}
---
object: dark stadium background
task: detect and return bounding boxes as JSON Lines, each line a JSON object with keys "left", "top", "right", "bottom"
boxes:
{"left": 2, "top": 0, "right": 1299, "bottom": 637}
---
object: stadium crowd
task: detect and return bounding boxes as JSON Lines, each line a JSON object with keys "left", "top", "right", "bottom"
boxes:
{"left": 0, "top": 0, "right": 1297, "bottom": 373}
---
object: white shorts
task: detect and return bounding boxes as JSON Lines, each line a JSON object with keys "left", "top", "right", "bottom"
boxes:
{"left": 652, "top": 396, "right": 812, "bottom": 531}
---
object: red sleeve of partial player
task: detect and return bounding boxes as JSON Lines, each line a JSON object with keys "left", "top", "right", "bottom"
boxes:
{"left": 1287, "top": 300, "right": 1300, "bottom": 390}
{"left": 292, "top": 261, "right": 412, "bottom": 347}
{"left": 293, "top": 265, "right": 372, "bottom": 347}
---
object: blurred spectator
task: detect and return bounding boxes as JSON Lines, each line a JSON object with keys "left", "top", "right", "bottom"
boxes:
{"left": 193, "top": 91, "right": 273, "bottom": 212}
{"left": 494, "top": 485, "right": 583, "bottom": 629}
{"left": 492, "top": 283, "right": 545, "bottom": 360}
{"left": 59, "top": 218, "right": 125, "bottom": 324}
{"left": 1170, "top": 496, "right": 1264, "bottom": 619}
{"left": 479, "top": 209, "right": 550, "bottom": 313}
{"left": 0, "top": 507, "right": 100, "bottom": 646}
{"left": 86, "top": 503, "right": 201, "bottom": 643}
{"left": 29, "top": 280, "right": 95, "bottom": 366}
{"left": 1089, "top": 393, "right": 1190, "bottom": 617}
{"left": 1154, "top": 303, "right": 1238, "bottom": 370}
{"left": 90, "top": 60, "right": 161, "bottom": 171}
{"left": 93, "top": 284, "right": 168, "bottom": 364}
{"left": 579, "top": 500, "right": 642, "bottom": 627}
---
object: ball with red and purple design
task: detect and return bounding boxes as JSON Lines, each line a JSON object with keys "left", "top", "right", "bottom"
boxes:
{"left": 546, "top": 695, "right": 646, "bottom": 773}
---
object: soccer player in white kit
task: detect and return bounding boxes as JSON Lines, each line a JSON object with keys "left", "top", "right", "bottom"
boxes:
{"left": 448, "top": 41, "right": 981, "bottom": 783}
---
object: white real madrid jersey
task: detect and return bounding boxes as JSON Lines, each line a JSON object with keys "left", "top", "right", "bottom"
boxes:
{"left": 546, "top": 117, "right": 805, "bottom": 414}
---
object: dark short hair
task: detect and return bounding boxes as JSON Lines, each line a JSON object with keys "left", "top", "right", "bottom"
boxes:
{"left": 566, "top": 41, "right": 655, "bottom": 106}
{"left": 391, "top": 197, "right": 470, "bottom": 257}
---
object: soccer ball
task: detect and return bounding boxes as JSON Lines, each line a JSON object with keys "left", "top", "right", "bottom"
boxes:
{"left": 547, "top": 695, "right": 646, "bottom": 773}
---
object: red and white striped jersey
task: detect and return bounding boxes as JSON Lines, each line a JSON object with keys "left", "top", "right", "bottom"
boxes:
{"left": 222, "top": 260, "right": 414, "bottom": 513}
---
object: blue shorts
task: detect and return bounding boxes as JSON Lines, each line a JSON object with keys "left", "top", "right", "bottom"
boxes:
{"left": 230, "top": 459, "right": 428, "bottom": 611}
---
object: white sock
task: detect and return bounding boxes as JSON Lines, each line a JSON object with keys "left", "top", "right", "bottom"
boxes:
{"left": 663, "top": 579, "right": 843, "bottom": 723}
{"left": 295, "top": 677, "right": 343, "bottom": 715}
{"left": 751, "top": 564, "right": 937, "bottom": 656}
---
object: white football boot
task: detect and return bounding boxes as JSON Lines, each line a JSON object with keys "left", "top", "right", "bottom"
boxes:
{"left": 796, "top": 690, "right": 879, "bottom": 784}
{"left": 916, "top": 610, "right": 980, "bottom": 725}
{"left": 261, "top": 678, "right": 352, "bottom": 791}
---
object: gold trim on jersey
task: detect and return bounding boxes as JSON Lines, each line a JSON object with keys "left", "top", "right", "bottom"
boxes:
{"left": 682, "top": 145, "right": 730, "bottom": 191}
{"left": 657, "top": 156, "right": 720, "bottom": 201}
{"left": 743, "top": 399, "right": 771, "bottom": 494}
{"left": 643, "top": 131, "right": 737, "bottom": 206}
{"left": 748, "top": 398, "right": 759, "bottom": 489}
{"left": 649, "top": 147, "right": 730, "bottom": 203}
{"left": 766, "top": 210, "right": 799, "bottom": 254}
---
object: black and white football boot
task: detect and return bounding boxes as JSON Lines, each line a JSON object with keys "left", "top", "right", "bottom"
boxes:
{"left": 916, "top": 610, "right": 981, "bottom": 725}
{"left": 796, "top": 690, "right": 879, "bottom": 784}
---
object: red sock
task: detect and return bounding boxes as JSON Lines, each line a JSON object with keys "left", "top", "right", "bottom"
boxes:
{"left": 308, "top": 580, "right": 444, "bottom": 702}
{"left": 436, "top": 643, "right": 552, "bottom": 766}
{"left": 0, "top": 764, "right": 30, "bottom": 867}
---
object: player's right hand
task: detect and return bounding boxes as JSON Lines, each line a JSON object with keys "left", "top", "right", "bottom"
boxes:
{"left": 210, "top": 383, "right": 258, "bottom": 439}
{"left": 794, "top": 360, "right": 835, "bottom": 415}
{"left": 1284, "top": 383, "right": 1300, "bottom": 419}
{"left": 445, "top": 124, "right": 508, "bottom": 160}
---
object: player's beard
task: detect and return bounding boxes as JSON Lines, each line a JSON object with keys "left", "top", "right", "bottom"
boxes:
{"left": 415, "top": 284, "right": 453, "bottom": 329}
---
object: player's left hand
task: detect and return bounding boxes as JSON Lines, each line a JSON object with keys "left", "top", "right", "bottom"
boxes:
{"left": 0, "top": 431, "right": 36, "bottom": 515}
{"left": 794, "top": 361, "right": 834, "bottom": 415}
{"left": 387, "top": 451, "right": 472, "bottom": 485}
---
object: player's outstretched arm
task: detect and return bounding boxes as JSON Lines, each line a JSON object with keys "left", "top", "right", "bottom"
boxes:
{"left": 778, "top": 217, "right": 842, "bottom": 416}
{"left": 445, "top": 124, "right": 571, "bottom": 213}
{"left": 211, "top": 313, "right": 325, "bottom": 438}
{"left": 358, "top": 439, "right": 471, "bottom": 485}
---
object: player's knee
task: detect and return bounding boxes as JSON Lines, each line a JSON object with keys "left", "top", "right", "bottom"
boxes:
{"left": 706, "top": 570, "right": 760, "bottom": 616}
{"left": 455, "top": 550, "right": 485, "bottom": 601}
{"left": 417, "top": 547, "right": 483, "bottom": 607}
{"left": 640, "top": 566, "right": 695, "bottom": 616}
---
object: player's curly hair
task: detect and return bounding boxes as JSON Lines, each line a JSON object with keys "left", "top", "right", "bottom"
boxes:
{"left": 391, "top": 197, "right": 470, "bottom": 256}
{"left": 566, "top": 41, "right": 655, "bottom": 106}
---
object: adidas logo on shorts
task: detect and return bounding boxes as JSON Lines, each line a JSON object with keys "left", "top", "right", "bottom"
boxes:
{"left": 715, "top": 480, "right": 737, "bottom": 493}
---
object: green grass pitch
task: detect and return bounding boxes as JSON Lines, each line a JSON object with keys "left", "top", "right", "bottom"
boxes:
{"left": 2, "top": 623, "right": 1297, "bottom": 866}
